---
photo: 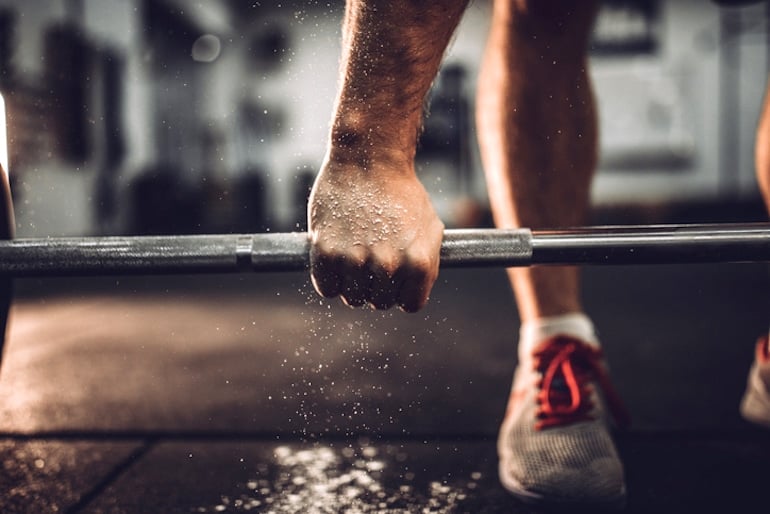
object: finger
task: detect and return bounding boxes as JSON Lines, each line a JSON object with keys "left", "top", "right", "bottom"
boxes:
{"left": 396, "top": 270, "right": 431, "bottom": 313}
{"left": 397, "top": 249, "right": 439, "bottom": 313}
{"left": 339, "top": 248, "right": 370, "bottom": 308}
{"left": 340, "top": 269, "right": 370, "bottom": 307}
{"left": 309, "top": 244, "right": 344, "bottom": 298}
{"left": 367, "top": 252, "right": 402, "bottom": 310}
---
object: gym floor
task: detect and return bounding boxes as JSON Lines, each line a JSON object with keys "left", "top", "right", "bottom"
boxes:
{"left": 1, "top": 205, "right": 770, "bottom": 513}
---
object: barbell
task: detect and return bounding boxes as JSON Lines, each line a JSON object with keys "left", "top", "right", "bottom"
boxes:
{"left": 0, "top": 222, "right": 769, "bottom": 277}
{"left": 3, "top": 93, "right": 770, "bottom": 364}
{"left": 1, "top": 167, "right": 770, "bottom": 379}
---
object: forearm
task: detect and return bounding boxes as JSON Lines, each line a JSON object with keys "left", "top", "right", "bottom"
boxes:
{"left": 330, "top": 0, "right": 469, "bottom": 167}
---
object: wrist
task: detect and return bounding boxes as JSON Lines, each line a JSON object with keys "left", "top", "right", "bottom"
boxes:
{"left": 329, "top": 96, "right": 421, "bottom": 162}
{"left": 327, "top": 109, "right": 419, "bottom": 169}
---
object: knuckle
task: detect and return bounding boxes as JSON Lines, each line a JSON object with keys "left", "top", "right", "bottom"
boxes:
{"left": 309, "top": 242, "right": 341, "bottom": 268}
{"left": 371, "top": 253, "right": 400, "bottom": 278}
{"left": 343, "top": 246, "right": 368, "bottom": 269}
{"left": 405, "top": 247, "right": 436, "bottom": 272}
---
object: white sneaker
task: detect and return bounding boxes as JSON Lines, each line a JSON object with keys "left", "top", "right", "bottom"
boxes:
{"left": 498, "top": 335, "right": 629, "bottom": 508}
{"left": 740, "top": 336, "right": 770, "bottom": 428}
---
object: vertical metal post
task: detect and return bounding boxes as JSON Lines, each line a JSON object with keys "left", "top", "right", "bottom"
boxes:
{"left": 719, "top": 6, "right": 742, "bottom": 197}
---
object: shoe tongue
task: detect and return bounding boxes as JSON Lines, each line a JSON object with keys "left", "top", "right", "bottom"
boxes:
{"left": 537, "top": 342, "right": 592, "bottom": 405}
{"left": 547, "top": 375, "right": 569, "bottom": 394}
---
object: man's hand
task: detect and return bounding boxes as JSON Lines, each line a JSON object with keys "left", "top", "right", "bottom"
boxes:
{"left": 305, "top": 0, "right": 467, "bottom": 312}
{"left": 308, "top": 158, "right": 444, "bottom": 312}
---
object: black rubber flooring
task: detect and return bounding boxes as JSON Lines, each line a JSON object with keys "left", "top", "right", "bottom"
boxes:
{"left": 0, "top": 261, "right": 769, "bottom": 513}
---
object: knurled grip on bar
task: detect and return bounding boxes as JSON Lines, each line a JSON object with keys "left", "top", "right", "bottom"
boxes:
{"left": 0, "top": 229, "right": 534, "bottom": 276}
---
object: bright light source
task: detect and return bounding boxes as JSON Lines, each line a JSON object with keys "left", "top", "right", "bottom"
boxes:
{"left": 192, "top": 34, "right": 221, "bottom": 63}
{"left": 0, "top": 93, "right": 7, "bottom": 175}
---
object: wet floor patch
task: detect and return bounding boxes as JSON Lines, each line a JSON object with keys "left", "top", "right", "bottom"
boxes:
{"left": 85, "top": 438, "right": 521, "bottom": 513}
{"left": 195, "top": 442, "right": 481, "bottom": 513}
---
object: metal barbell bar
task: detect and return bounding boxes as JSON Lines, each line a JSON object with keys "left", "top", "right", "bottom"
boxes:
{"left": 0, "top": 223, "right": 768, "bottom": 277}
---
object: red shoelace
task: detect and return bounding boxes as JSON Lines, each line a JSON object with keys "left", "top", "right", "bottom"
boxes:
{"left": 533, "top": 335, "right": 631, "bottom": 431}
{"left": 756, "top": 335, "right": 770, "bottom": 364}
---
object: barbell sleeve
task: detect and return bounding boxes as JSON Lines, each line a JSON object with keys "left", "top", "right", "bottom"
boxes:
{"left": 532, "top": 223, "right": 770, "bottom": 265}
{"left": 0, "top": 223, "right": 768, "bottom": 277}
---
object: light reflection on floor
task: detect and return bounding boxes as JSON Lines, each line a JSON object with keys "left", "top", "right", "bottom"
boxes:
{"left": 196, "top": 442, "right": 481, "bottom": 513}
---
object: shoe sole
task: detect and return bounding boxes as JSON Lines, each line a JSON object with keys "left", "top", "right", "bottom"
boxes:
{"left": 740, "top": 364, "right": 770, "bottom": 428}
{"left": 740, "top": 390, "right": 770, "bottom": 428}
{"left": 498, "top": 460, "right": 627, "bottom": 512}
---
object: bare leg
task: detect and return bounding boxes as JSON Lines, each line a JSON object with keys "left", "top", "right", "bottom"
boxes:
{"left": 739, "top": 76, "right": 770, "bottom": 427}
{"left": 756, "top": 79, "right": 770, "bottom": 348}
{"left": 757, "top": 77, "right": 770, "bottom": 207}
{"left": 476, "top": 1, "right": 599, "bottom": 323}
{"left": 480, "top": 10, "right": 628, "bottom": 506}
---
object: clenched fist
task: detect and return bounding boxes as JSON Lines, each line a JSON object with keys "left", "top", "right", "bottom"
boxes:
{"left": 308, "top": 157, "right": 444, "bottom": 312}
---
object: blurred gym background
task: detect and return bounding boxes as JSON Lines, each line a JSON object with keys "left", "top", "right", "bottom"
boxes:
{"left": 0, "top": 0, "right": 767, "bottom": 238}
